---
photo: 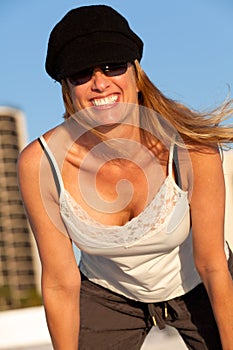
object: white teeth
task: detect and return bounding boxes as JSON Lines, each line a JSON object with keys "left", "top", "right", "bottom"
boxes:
{"left": 92, "top": 95, "right": 118, "bottom": 106}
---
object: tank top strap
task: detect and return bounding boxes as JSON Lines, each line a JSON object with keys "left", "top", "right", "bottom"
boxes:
{"left": 168, "top": 141, "right": 182, "bottom": 188}
{"left": 38, "top": 136, "right": 65, "bottom": 196}
{"left": 168, "top": 142, "right": 175, "bottom": 177}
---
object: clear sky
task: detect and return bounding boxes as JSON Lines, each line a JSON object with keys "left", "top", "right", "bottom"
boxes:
{"left": 1, "top": 0, "right": 233, "bottom": 143}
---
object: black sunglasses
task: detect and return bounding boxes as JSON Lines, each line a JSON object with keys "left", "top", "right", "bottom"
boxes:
{"left": 67, "top": 62, "right": 128, "bottom": 86}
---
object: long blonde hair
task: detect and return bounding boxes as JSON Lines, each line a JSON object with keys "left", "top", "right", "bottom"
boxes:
{"left": 61, "top": 60, "right": 233, "bottom": 148}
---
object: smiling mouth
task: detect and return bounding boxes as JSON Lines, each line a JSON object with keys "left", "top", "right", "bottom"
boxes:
{"left": 92, "top": 95, "right": 118, "bottom": 107}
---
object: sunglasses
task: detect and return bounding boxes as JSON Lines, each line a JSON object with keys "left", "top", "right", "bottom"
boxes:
{"left": 67, "top": 62, "right": 128, "bottom": 86}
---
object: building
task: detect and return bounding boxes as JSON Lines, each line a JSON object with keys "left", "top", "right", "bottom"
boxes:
{"left": 0, "top": 106, "right": 41, "bottom": 311}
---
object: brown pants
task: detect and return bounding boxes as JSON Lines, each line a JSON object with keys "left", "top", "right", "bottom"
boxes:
{"left": 79, "top": 248, "right": 233, "bottom": 350}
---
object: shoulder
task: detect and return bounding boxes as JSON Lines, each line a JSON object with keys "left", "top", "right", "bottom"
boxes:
{"left": 17, "top": 130, "right": 57, "bottom": 194}
{"left": 188, "top": 146, "right": 223, "bottom": 175}
{"left": 18, "top": 138, "right": 42, "bottom": 177}
{"left": 17, "top": 130, "right": 61, "bottom": 222}
{"left": 184, "top": 146, "right": 224, "bottom": 198}
{"left": 17, "top": 138, "right": 46, "bottom": 207}
{"left": 17, "top": 128, "right": 57, "bottom": 175}
{"left": 188, "top": 146, "right": 225, "bottom": 201}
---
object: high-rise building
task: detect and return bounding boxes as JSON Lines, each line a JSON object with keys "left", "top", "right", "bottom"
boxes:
{"left": 0, "top": 106, "right": 41, "bottom": 311}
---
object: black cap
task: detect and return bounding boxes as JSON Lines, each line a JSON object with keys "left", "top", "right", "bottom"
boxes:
{"left": 45, "top": 5, "right": 143, "bottom": 81}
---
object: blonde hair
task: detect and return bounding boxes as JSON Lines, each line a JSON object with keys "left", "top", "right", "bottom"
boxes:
{"left": 61, "top": 60, "right": 233, "bottom": 148}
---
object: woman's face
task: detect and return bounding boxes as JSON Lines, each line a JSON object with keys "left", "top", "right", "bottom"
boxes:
{"left": 66, "top": 63, "right": 140, "bottom": 127}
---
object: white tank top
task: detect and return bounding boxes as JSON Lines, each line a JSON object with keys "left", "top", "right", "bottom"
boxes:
{"left": 39, "top": 136, "right": 202, "bottom": 302}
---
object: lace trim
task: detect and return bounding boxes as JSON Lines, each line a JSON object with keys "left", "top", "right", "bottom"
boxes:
{"left": 60, "top": 176, "right": 188, "bottom": 248}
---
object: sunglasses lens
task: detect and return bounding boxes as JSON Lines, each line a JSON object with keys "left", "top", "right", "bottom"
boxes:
{"left": 104, "top": 63, "right": 128, "bottom": 77}
{"left": 68, "top": 69, "right": 92, "bottom": 86}
{"left": 68, "top": 63, "right": 128, "bottom": 86}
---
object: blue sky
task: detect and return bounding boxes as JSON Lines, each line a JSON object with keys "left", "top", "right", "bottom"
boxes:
{"left": 0, "top": 0, "right": 233, "bottom": 142}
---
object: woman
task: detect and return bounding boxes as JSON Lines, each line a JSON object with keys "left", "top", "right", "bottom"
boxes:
{"left": 18, "top": 5, "right": 233, "bottom": 350}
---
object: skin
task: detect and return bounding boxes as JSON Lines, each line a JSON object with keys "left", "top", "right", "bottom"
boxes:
{"left": 18, "top": 64, "right": 233, "bottom": 349}
{"left": 68, "top": 63, "right": 141, "bottom": 138}
{"left": 190, "top": 149, "right": 233, "bottom": 350}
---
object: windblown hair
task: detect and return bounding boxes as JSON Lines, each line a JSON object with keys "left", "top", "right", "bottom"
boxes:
{"left": 61, "top": 60, "right": 233, "bottom": 149}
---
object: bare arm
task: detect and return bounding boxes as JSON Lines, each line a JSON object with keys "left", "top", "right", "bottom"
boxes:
{"left": 189, "top": 148, "right": 233, "bottom": 350}
{"left": 18, "top": 140, "right": 81, "bottom": 349}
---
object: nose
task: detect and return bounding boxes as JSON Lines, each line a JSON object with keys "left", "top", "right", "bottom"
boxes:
{"left": 91, "top": 69, "right": 110, "bottom": 91}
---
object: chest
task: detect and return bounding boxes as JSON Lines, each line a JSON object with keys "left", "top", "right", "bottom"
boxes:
{"left": 62, "top": 156, "right": 168, "bottom": 226}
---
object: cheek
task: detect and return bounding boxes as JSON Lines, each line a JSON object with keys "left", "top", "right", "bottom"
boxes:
{"left": 127, "top": 71, "right": 140, "bottom": 95}
{"left": 128, "top": 77, "right": 140, "bottom": 99}
{"left": 72, "top": 87, "right": 82, "bottom": 101}
{"left": 70, "top": 87, "right": 86, "bottom": 110}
